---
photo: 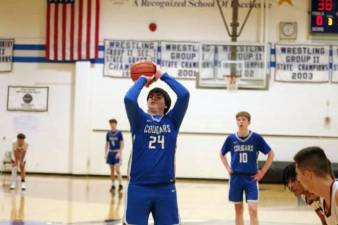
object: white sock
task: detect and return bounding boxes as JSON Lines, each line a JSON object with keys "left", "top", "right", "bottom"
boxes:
{"left": 11, "top": 166, "right": 18, "bottom": 184}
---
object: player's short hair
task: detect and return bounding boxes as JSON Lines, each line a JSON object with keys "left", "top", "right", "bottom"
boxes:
{"left": 282, "top": 163, "right": 297, "bottom": 188}
{"left": 236, "top": 111, "right": 251, "bottom": 122}
{"left": 17, "top": 133, "right": 26, "bottom": 139}
{"left": 294, "top": 146, "right": 332, "bottom": 177}
{"left": 109, "top": 119, "right": 117, "bottom": 124}
{"left": 147, "top": 87, "right": 171, "bottom": 114}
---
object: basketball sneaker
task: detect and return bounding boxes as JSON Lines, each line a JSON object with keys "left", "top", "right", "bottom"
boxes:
{"left": 110, "top": 185, "right": 115, "bottom": 192}
{"left": 118, "top": 184, "right": 123, "bottom": 192}
{"left": 10, "top": 182, "right": 16, "bottom": 190}
{"left": 21, "top": 182, "right": 26, "bottom": 191}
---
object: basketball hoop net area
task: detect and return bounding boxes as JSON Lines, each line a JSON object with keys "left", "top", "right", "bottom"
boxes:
{"left": 224, "top": 74, "right": 240, "bottom": 92}
{"left": 197, "top": 43, "right": 268, "bottom": 90}
{"left": 222, "top": 60, "right": 243, "bottom": 91}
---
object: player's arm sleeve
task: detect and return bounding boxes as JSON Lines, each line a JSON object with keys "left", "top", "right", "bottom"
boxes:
{"left": 120, "top": 131, "right": 124, "bottom": 141}
{"left": 258, "top": 135, "right": 274, "bottom": 174}
{"left": 220, "top": 137, "right": 231, "bottom": 156}
{"left": 258, "top": 135, "right": 271, "bottom": 155}
{"left": 124, "top": 77, "right": 148, "bottom": 131}
{"left": 161, "top": 73, "right": 190, "bottom": 129}
{"left": 106, "top": 132, "right": 109, "bottom": 142}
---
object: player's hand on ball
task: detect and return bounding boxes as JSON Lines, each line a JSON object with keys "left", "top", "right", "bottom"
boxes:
{"left": 142, "top": 75, "right": 156, "bottom": 87}
{"left": 252, "top": 170, "right": 264, "bottom": 181}
{"left": 154, "top": 65, "right": 163, "bottom": 80}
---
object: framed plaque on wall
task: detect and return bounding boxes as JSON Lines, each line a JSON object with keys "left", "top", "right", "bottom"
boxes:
{"left": 7, "top": 86, "right": 49, "bottom": 112}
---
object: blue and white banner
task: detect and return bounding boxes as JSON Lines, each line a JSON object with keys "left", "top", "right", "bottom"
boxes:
{"left": 200, "top": 43, "right": 267, "bottom": 81}
{"left": 198, "top": 43, "right": 268, "bottom": 89}
{"left": 0, "top": 39, "right": 14, "bottom": 71}
{"left": 275, "top": 44, "right": 330, "bottom": 82}
{"left": 103, "top": 40, "right": 158, "bottom": 77}
{"left": 103, "top": 39, "right": 200, "bottom": 79}
{"left": 160, "top": 41, "right": 199, "bottom": 79}
{"left": 332, "top": 46, "right": 338, "bottom": 83}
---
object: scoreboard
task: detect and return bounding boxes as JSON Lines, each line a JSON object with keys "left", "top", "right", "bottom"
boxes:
{"left": 310, "top": 0, "right": 338, "bottom": 33}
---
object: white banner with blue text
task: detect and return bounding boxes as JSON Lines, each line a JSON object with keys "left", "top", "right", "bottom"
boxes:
{"left": 200, "top": 43, "right": 267, "bottom": 81}
{"left": 103, "top": 40, "right": 159, "bottom": 77}
{"left": 159, "top": 41, "right": 199, "bottom": 79}
{"left": 0, "top": 39, "right": 14, "bottom": 72}
{"left": 332, "top": 46, "right": 338, "bottom": 83}
{"left": 275, "top": 44, "right": 330, "bottom": 82}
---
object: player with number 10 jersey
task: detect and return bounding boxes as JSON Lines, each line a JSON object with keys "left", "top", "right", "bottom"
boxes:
{"left": 221, "top": 132, "right": 271, "bottom": 174}
{"left": 220, "top": 111, "right": 274, "bottom": 225}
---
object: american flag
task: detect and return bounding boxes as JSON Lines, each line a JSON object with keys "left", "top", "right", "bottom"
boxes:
{"left": 46, "top": 0, "right": 100, "bottom": 61}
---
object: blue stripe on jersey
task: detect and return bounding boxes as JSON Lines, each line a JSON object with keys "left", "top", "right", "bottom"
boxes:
{"left": 124, "top": 73, "right": 189, "bottom": 185}
{"left": 221, "top": 131, "right": 271, "bottom": 174}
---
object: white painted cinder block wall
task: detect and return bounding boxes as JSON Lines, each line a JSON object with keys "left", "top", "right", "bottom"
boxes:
{"left": 0, "top": 0, "right": 337, "bottom": 179}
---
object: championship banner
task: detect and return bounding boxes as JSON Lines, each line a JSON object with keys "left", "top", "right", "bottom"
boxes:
{"left": 104, "top": 40, "right": 158, "bottom": 77}
{"left": 0, "top": 39, "right": 14, "bottom": 72}
{"left": 275, "top": 44, "right": 330, "bottom": 82}
{"left": 7, "top": 86, "right": 49, "bottom": 112}
{"left": 332, "top": 46, "right": 338, "bottom": 83}
{"left": 160, "top": 41, "right": 199, "bottom": 79}
{"left": 200, "top": 43, "right": 267, "bottom": 81}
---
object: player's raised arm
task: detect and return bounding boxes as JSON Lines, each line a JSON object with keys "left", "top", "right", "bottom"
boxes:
{"left": 157, "top": 68, "right": 190, "bottom": 129}
{"left": 124, "top": 76, "right": 149, "bottom": 130}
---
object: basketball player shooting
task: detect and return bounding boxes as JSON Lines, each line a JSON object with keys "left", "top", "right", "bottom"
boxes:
{"left": 123, "top": 62, "right": 190, "bottom": 225}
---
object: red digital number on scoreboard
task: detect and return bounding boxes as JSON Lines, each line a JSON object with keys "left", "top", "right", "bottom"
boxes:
{"left": 318, "top": 0, "right": 333, "bottom": 11}
{"left": 316, "top": 15, "right": 323, "bottom": 26}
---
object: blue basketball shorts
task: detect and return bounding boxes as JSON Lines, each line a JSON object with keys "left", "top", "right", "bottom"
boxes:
{"left": 229, "top": 174, "right": 258, "bottom": 203}
{"left": 106, "top": 151, "right": 120, "bottom": 165}
{"left": 124, "top": 183, "right": 180, "bottom": 225}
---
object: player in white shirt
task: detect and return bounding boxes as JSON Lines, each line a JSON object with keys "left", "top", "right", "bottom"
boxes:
{"left": 11, "top": 133, "right": 28, "bottom": 190}
{"left": 294, "top": 146, "right": 338, "bottom": 225}
{"left": 283, "top": 163, "right": 327, "bottom": 225}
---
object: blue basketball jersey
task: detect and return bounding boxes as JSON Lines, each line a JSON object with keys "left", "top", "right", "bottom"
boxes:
{"left": 106, "top": 130, "right": 123, "bottom": 151}
{"left": 221, "top": 131, "right": 271, "bottom": 174}
{"left": 124, "top": 73, "right": 189, "bottom": 185}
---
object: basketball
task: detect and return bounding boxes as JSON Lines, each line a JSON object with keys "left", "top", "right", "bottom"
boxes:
{"left": 130, "top": 61, "right": 156, "bottom": 81}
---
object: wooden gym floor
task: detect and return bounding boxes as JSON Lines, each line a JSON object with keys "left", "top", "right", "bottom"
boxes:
{"left": 0, "top": 175, "right": 320, "bottom": 225}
